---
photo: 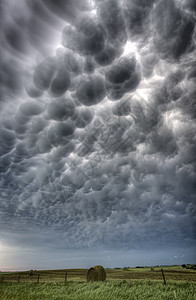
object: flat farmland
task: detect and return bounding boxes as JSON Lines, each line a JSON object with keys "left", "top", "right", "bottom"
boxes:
{"left": 107, "top": 267, "right": 196, "bottom": 282}
{"left": 0, "top": 266, "right": 195, "bottom": 300}
{"left": 1, "top": 265, "right": 195, "bottom": 283}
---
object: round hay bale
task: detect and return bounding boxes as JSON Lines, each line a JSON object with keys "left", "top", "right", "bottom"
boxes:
{"left": 87, "top": 265, "right": 106, "bottom": 282}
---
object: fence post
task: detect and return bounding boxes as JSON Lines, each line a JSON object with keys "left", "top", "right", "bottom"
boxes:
{"left": 18, "top": 275, "right": 21, "bottom": 283}
{"left": 37, "top": 274, "right": 40, "bottom": 283}
{"left": 65, "top": 272, "right": 67, "bottom": 283}
{"left": 161, "top": 268, "right": 166, "bottom": 284}
{"left": 0, "top": 277, "right": 4, "bottom": 283}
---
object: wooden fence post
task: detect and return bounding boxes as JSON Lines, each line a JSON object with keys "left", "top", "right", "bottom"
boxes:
{"left": 18, "top": 275, "right": 21, "bottom": 283}
{"left": 0, "top": 277, "right": 4, "bottom": 283}
{"left": 161, "top": 268, "right": 166, "bottom": 284}
{"left": 37, "top": 274, "right": 40, "bottom": 283}
{"left": 65, "top": 272, "right": 67, "bottom": 283}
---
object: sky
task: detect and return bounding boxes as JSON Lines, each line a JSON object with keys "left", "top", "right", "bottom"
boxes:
{"left": 0, "top": 0, "right": 196, "bottom": 271}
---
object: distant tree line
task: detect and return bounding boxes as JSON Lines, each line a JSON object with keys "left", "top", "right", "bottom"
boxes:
{"left": 182, "top": 264, "right": 196, "bottom": 270}
{"left": 115, "top": 264, "right": 196, "bottom": 270}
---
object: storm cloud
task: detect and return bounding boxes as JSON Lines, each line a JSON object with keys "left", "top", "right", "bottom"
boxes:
{"left": 0, "top": 0, "right": 196, "bottom": 269}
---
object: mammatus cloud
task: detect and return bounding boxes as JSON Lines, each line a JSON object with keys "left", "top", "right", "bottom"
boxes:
{"left": 0, "top": 0, "right": 196, "bottom": 264}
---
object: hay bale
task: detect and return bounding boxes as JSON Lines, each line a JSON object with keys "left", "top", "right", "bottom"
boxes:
{"left": 87, "top": 265, "right": 106, "bottom": 282}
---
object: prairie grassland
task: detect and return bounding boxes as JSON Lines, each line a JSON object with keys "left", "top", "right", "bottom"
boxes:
{"left": 1, "top": 266, "right": 196, "bottom": 283}
{"left": 0, "top": 280, "right": 196, "bottom": 300}
{"left": 0, "top": 266, "right": 195, "bottom": 300}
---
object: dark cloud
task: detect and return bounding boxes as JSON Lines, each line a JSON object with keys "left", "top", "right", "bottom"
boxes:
{"left": 33, "top": 57, "right": 57, "bottom": 90}
{"left": 0, "top": 58, "right": 24, "bottom": 98}
{"left": 94, "top": 44, "right": 116, "bottom": 66}
{"left": 73, "top": 107, "right": 94, "bottom": 128}
{"left": 123, "top": 0, "right": 154, "bottom": 36}
{"left": 183, "top": 0, "right": 196, "bottom": 12}
{"left": 4, "top": 25, "right": 28, "bottom": 53}
{"left": 50, "top": 67, "right": 71, "bottom": 97}
{"left": 96, "top": 0, "right": 127, "bottom": 48}
{"left": 47, "top": 97, "right": 75, "bottom": 121}
{"left": 105, "top": 56, "right": 141, "bottom": 100}
{"left": 0, "top": 0, "right": 196, "bottom": 268}
{"left": 30, "top": 116, "right": 48, "bottom": 134}
{"left": 35, "top": 135, "right": 52, "bottom": 153}
{"left": 0, "top": 127, "right": 16, "bottom": 156}
{"left": 76, "top": 16, "right": 106, "bottom": 56}
{"left": 62, "top": 16, "right": 106, "bottom": 56}
{"left": 25, "top": 80, "right": 44, "bottom": 98}
{"left": 47, "top": 121, "right": 75, "bottom": 148}
{"left": 153, "top": 0, "right": 195, "bottom": 59}
{"left": 19, "top": 101, "right": 45, "bottom": 117}
{"left": 64, "top": 51, "right": 82, "bottom": 77}
{"left": 83, "top": 57, "right": 95, "bottom": 73}
{"left": 76, "top": 75, "right": 106, "bottom": 105}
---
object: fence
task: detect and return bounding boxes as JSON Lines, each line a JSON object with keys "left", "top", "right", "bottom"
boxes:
{"left": 0, "top": 271, "right": 70, "bottom": 284}
{"left": 1, "top": 268, "right": 195, "bottom": 284}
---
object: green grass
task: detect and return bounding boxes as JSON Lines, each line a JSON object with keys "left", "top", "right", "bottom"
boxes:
{"left": 1, "top": 266, "right": 195, "bottom": 299}
{"left": 0, "top": 280, "right": 196, "bottom": 300}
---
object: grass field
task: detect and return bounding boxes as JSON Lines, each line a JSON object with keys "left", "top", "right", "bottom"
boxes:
{"left": 0, "top": 266, "right": 195, "bottom": 299}
{"left": 0, "top": 281, "right": 196, "bottom": 300}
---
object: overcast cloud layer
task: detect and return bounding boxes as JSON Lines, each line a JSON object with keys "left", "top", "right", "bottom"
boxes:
{"left": 0, "top": 0, "right": 196, "bottom": 270}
